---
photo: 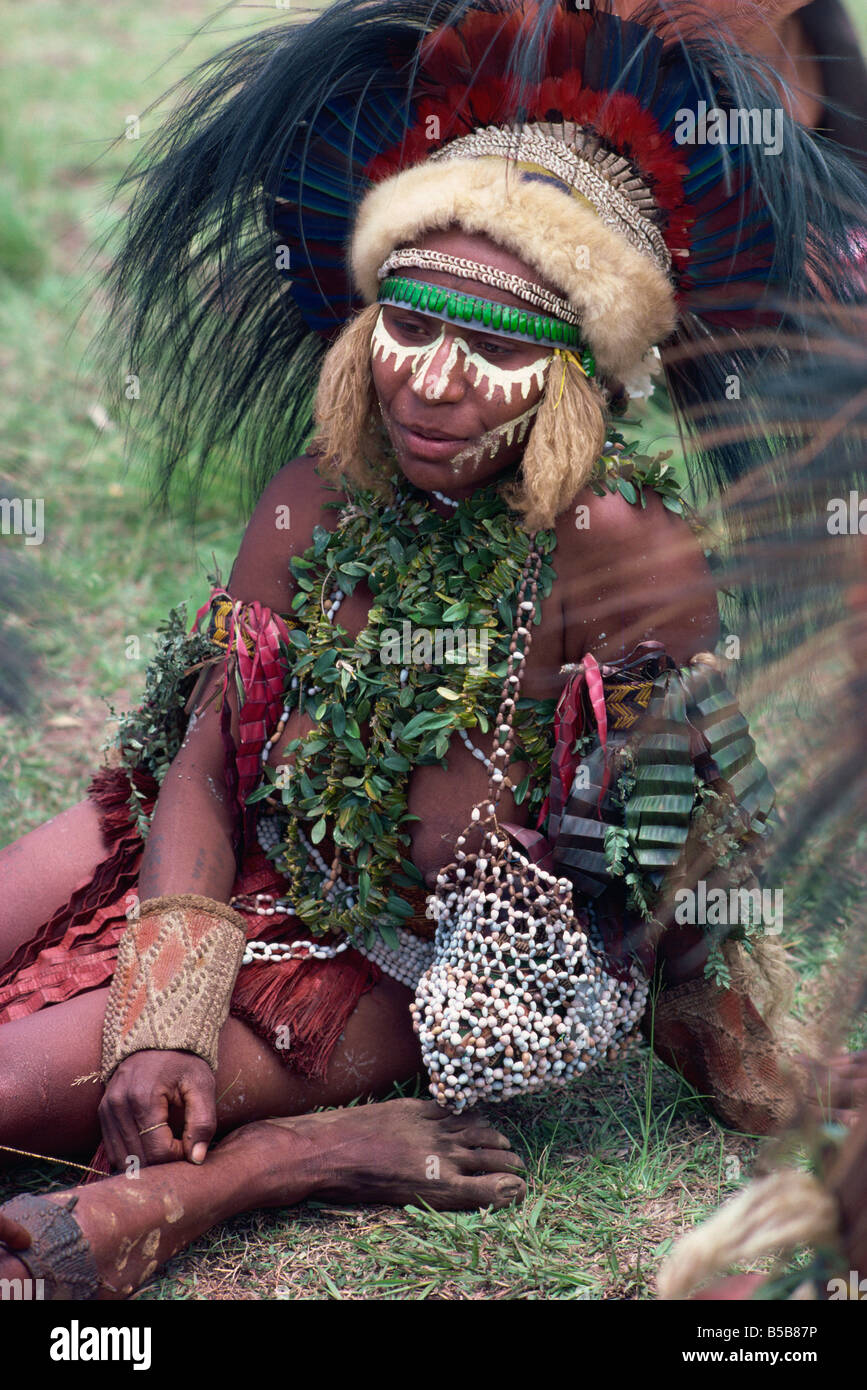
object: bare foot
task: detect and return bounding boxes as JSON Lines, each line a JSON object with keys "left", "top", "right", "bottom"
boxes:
{"left": 215, "top": 1098, "right": 527, "bottom": 1211}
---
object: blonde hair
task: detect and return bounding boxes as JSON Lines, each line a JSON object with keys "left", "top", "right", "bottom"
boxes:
{"left": 503, "top": 351, "right": 607, "bottom": 531}
{"left": 312, "top": 306, "right": 607, "bottom": 530}
{"left": 312, "top": 304, "right": 390, "bottom": 496}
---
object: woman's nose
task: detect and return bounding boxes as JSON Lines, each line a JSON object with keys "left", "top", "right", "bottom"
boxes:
{"left": 410, "top": 332, "right": 468, "bottom": 402}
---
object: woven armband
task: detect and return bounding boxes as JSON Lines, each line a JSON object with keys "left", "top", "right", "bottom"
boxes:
{"left": 100, "top": 894, "right": 247, "bottom": 1083}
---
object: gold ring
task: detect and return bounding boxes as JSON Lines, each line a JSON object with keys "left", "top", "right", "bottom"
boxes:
{"left": 138, "top": 1122, "right": 170, "bottom": 1136}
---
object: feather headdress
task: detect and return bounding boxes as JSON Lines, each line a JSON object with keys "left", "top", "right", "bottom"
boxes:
{"left": 103, "top": 0, "right": 866, "bottom": 513}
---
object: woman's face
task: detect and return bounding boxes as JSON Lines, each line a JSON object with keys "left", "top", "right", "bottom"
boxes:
{"left": 370, "top": 229, "right": 559, "bottom": 500}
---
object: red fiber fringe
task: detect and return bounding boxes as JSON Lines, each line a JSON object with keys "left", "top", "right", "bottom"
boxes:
{"left": 1, "top": 764, "right": 383, "bottom": 1186}
{"left": 0, "top": 767, "right": 158, "bottom": 1014}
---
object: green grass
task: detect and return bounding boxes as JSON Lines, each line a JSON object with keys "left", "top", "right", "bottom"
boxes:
{"left": 0, "top": 1047, "right": 761, "bottom": 1301}
{"left": 1, "top": 0, "right": 866, "bottom": 1302}
{"left": 0, "top": 1, "right": 274, "bottom": 836}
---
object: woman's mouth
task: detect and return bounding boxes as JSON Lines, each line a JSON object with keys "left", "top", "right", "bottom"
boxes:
{"left": 394, "top": 421, "right": 472, "bottom": 460}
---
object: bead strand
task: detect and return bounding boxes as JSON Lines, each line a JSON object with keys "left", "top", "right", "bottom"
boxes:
{"left": 488, "top": 553, "right": 540, "bottom": 810}
{"left": 464, "top": 542, "right": 541, "bottom": 833}
{"left": 458, "top": 726, "right": 494, "bottom": 770}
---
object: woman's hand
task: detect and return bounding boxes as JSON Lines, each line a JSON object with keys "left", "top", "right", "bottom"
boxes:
{"left": 98, "top": 1049, "right": 217, "bottom": 1171}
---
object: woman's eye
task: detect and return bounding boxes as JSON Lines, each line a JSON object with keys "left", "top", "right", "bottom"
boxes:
{"left": 476, "top": 339, "right": 524, "bottom": 360}
{"left": 391, "top": 315, "right": 518, "bottom": 359}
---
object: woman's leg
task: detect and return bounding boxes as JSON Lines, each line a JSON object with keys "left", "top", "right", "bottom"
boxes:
{"left": 0, "top": 787, "right": 428, "bottom": 1154}
{"left": 0, "top": 799, "right": 109, "bottom": 966}
{"left": 0, "top": 1097, "right": 526, "bottom": 1299}
{"left": 1, "top": 965, "right": 431, "bottom": 1163}
{"left": 0, "top": 973, "right": 525, "bottom": 1300}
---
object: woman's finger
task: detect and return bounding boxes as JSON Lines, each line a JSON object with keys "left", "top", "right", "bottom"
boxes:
{"left": 179, "top": 1072, "right": 217, "bottom": 1164}
{"left": 97, "top": 1096, "right": 129, "bottom": 1173}
{"left": 128, "top": 1091, "right": 184, "bottom": 1167}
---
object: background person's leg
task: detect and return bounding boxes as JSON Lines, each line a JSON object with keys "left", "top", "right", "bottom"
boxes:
{"left": 0, "top": 799, "right": 110, "bottom": 966}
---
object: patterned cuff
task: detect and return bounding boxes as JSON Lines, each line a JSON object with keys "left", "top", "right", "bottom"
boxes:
{"left": 100, "top": 894, "right": 247, "bottom": 1083}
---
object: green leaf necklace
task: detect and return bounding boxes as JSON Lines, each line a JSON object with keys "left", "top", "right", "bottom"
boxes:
{"left": 255, "top": 473, "right": 559, "bottom": 947}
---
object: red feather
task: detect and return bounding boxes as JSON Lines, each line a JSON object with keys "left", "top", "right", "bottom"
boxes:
{"left": 364, "top": 5, "right": 708, "bottom": 279}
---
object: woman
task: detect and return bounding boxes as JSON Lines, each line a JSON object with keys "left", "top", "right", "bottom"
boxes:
{"left": 1, "top": 0, "right": 864, "bottom": 1299}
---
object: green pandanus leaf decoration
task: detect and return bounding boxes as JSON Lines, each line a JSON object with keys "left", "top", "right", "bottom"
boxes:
{"left": 553, "top": 736, "right": 638, "bottom": 896}
{"left": 624, "top": 674, "right": 695, "bottom": 870}
{"left": 683, "top": 664, "right": 775, "bottom": 828}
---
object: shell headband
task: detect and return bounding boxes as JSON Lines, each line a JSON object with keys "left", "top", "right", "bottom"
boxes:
{"left": 427, "top": 123, "right": 674, "bottom": 278}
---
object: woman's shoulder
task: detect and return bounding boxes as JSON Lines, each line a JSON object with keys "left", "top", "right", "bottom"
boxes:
{"left": 226, "top": 452, "right": 347, "bottom": 611}
{"left": 553, "top": 480, "right": 720, "bottom": 666}
{"left": 250, "top": 451, "right": 346, "bottom": 525}
{"left": 554, "top": 474, "right": 688, "bottom": 546}
{"left": 553, "top": 476, "right": 711, "bottom": 578}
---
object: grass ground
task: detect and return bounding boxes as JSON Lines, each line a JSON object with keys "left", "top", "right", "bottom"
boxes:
{"left": 1, "top": 0, "right": 865, "bottom": 1301}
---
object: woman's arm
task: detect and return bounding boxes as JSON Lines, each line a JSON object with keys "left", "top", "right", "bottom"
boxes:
{"left": 136, "top": 453, "right": 341, "bottom": 901}
{"left": 553, "top": 487, "right": 723, "bottom": 977}
{"left": 136, "top": 672, "right": 237, "bottom": 902}
{"left": 99, "top": 455, "right": 342, "bottom": 1172}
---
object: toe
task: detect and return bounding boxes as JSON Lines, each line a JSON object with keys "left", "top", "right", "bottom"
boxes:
{"left": 458, "top": 1146, "right": 525, "bottom": 1175}
{"left": 462, "top": 1174, "right": 527, "bottom": 1210}
{"left": 438, "top": 1110, "right": 475, "bottom": 1131}
{"left": 419, "top": 1097, "right": 448, "bottom": 1113}
{"left": 416, "top": 1098, "right": 453, "bottom": 1120}
{"left": 454, "top": 1124, "right": 513, "bottom": 1150}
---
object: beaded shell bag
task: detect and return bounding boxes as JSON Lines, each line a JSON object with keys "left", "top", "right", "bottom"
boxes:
{"left": 412, "top": 542, "right": 649, "bottom": 1112}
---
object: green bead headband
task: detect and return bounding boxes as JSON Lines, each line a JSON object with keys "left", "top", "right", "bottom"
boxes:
{"left": 377, "top": 275, "right": 596, "bottom": 377}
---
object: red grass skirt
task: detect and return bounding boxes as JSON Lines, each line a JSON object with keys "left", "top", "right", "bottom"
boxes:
{"left": 0, "top": 766, "right": 382, "bottom": 1081}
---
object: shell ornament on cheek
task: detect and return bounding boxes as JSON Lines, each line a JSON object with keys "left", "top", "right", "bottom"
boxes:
{"left": 446, "top": 404, "right": 541, "bottom": 472}
{"left": 371, "top": 308, "right": 553, "bottom": 407}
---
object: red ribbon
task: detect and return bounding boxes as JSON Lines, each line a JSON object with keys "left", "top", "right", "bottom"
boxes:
{"left": 537, "top": 651, "right": 610, "bottom": 836}
{"left": 193, "top": 589, "right": 291, "bottom": 824}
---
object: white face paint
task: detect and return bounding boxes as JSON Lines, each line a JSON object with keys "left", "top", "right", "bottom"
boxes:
{"left": 447, "top": 402, "right": 541, "bottom": 474}
{"left": 371, "top": 307, "right": 552, "bottom": 408}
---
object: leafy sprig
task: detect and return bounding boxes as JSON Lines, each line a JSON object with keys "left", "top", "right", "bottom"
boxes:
{"left": 589, "top": 428, "right": 688, "bottom": 516}
{"left": 105, "top": 604, "right": 222, "bottom": 837}
{"left": 271, "top": 478, "right": 560, "bottom": 944}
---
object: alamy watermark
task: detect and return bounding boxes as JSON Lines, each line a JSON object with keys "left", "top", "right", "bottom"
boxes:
{"left": 674, "top": 101, "right": 784, "bottom": 157}
{"left": 0, "top": 497, "right": 44, "bottom": 546}
{"left": 0, "top": 1276, "right": 45, "bottom": 1300}
{"left": 673, "top": 881, "right": 783, "bottom": 935}
{"left": 827, "top": 491, "right": 867, "bottom": 535}
{"left": 380, "top": 621, "right": 490, "bottom": 672}
{"left": 50, "top": 1322, "right": 152, "bottom": 1370}
{"left": 827, "top": 1271, "right": 867, "bottom": 1300}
